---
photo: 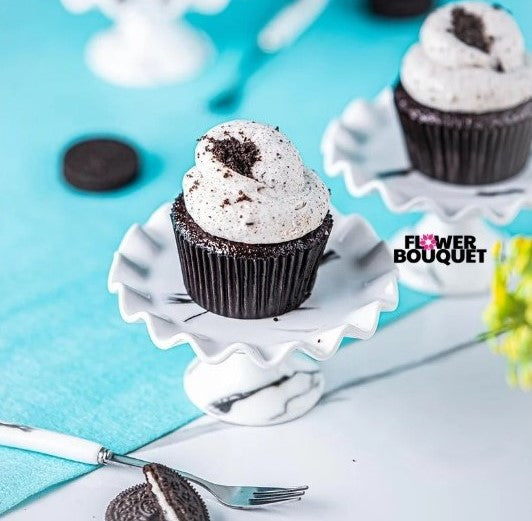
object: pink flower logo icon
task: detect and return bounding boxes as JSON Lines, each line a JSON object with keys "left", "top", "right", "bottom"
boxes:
{"left": 420, "top": 234, "right": 436, "bottom": 250}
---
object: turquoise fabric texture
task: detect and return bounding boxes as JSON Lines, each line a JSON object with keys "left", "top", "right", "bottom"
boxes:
{"left": 0, "top": 0, "right": 530, "bottom": 514}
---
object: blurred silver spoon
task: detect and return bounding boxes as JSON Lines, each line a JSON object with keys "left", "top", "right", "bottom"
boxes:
{"left": 209, "top": 0, "right": 329, "bottom": 113}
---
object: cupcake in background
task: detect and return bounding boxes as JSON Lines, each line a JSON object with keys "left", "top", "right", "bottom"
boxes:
{"left": 171, "top": 120, "right": 333, "bottom": 319}
{"left": 370, "top": 0, "right": 433, "bottom": 18}
{"left": 394, "top": 2, "right": 532, "bottom": 185}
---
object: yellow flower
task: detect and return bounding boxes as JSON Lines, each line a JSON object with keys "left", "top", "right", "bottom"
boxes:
{"left": 492, "top": 240, "right": 503, "bottom": 260}
{"left": 485, "top": 237, "right": 532, "bottom": 391}
{"left": 500, "top": 333, "right": 519, "bottom": 362}
{"left": 518, "top": 364, "right": 532, "bottom": 390}
{"left": 506, "top": 368, "right": 518, "bottom": 388}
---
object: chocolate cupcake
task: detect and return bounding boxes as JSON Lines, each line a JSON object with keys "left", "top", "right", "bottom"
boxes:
{"left": 394, "top": 2, "right": 532, "bottom": 185}
{"left": 370, "top": 0, "right": 432, "bottom": 18}
{"left": 171, "top": 120, "right": 332, "bottom": 319}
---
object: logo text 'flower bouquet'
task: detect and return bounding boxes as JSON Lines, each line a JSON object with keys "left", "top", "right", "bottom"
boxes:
{"left": 394, "top": 234, "right": 487, "bottom": 266}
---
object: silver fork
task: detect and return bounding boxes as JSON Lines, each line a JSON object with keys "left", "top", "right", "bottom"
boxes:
{"left": 109, "top": 452, "right": 307, "bottom": 507}
{"left": 0, "top": 421, "right": 308, "bottom": 508}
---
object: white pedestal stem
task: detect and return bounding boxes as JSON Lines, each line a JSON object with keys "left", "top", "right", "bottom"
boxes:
{"left": 85, "top": 16, "right": 212, "bottom": 87}
{"left": 184, "top": 353, "right": 324, "bottom": 426}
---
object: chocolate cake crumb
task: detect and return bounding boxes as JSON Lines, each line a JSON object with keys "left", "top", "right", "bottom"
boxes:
{"left": 206, "top": 135, "right": 261, "bottom": 179}
{"left": 221, "top": 198, "right": 231, "bottom": 208}
{"left": 189, "top": 180, "right": 200, "bottom": 193}
{"left": 245, "top": 222, "right": 254, "bottom": 226}
{"left": 495, "top": 60, "right": 505, "bottom": 72}
{"left": 236, "top": 191, "right": 252, "bottom": 203}
{"left": 273, "top": 317, "right": 279, "bottom": 322}
{"left": 448, "top": 7, "right": 494, "bottom": 53}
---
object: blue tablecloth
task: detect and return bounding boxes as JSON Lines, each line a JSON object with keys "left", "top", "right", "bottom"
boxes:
{"left": 0, "top": 0, "right": 530, "bottom": 514}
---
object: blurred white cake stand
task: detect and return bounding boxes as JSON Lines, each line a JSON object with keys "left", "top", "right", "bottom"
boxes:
{"left": 108, "top": 203, "right": 398, "bottom": 426}
{"left": 61, "top": 0, "right": 229, "bottom": 87}
{"left": 322, "top": 88, "right": 532, "bottom": 296}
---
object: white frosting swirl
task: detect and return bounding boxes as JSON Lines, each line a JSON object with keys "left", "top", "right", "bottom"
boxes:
{"left": 183, "top": 120, "right": 329, "bottom": 244}
{"left": 400, "top": 2, "right": 532, "bottom": 112}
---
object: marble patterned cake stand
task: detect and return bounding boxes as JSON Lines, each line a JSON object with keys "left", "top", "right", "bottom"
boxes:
{"left": 108, "top": 203, "right": 398, "bottom": 426}
{"left": 61, "top": 0, "right": 229, "bottom": 87}
{"left": 322, "top": 88, "right": 532, "bottom": 296}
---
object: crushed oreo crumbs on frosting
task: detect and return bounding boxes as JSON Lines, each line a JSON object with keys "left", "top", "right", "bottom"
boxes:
{"left": 205, "top": 135, "right": 261, "bottom": 179}
{"left": 448, "top": 6, "right": 494, "bottom": 53}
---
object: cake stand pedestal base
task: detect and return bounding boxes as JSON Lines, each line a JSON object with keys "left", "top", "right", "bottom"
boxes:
{"left": 390, "top": 213, "right": 501, "bottom": 296}
{"left": 184, "top": 353, "right": 324, "bottom": 426}
{"left": 86, "top": 20, "right": 211, "bottom": 87}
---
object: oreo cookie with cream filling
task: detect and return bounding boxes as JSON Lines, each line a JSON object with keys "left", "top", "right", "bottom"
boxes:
{"left": 105, "top": 464, "right": 209, "bottom": 521}
{"left": 144, "top": 464, "right": 209, "bottom": 521}
{"left": 105, "top": 484, "right": 160, "bottom": 521}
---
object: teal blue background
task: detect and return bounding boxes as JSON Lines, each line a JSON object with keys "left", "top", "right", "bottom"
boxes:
{"left": 0, "top": 0, "right": 530, "bottom": 514}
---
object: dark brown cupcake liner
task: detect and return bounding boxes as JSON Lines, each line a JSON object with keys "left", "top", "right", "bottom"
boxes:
{"left": 173, "top": 227, "right": 329, "bottom": 320}
{"left": 394, "top": 83, "right": 532, "bottom": 185}
{"left": 370, "top": 0, "right": 432, "bottom": 17}
{"left": 171, "top": 196, "right": 332, "bottom": 319}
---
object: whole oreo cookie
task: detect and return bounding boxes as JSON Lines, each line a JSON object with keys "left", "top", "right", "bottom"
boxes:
{"left": 105, "top": 484, "right": 160, "bottom": 521}
{"left": 370, "top": 0, "right": 432, "bottom": 17}
{"left": 62, "top": 138, "right": 139, "bottom": 191}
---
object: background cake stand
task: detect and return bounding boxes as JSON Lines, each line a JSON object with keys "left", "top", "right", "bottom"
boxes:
{"left": 322, "top": 88, "right": 532, "bottom": 296}
{"left": 61, "top": 0, "right": 229, "bottom": 87}
{"left": 108, "top": 203, "right": 398, "bottom": 426}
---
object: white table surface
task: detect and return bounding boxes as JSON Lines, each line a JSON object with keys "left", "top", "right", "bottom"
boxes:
{"left": 5, "top": 295, "right": 532, "bottom": 521}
